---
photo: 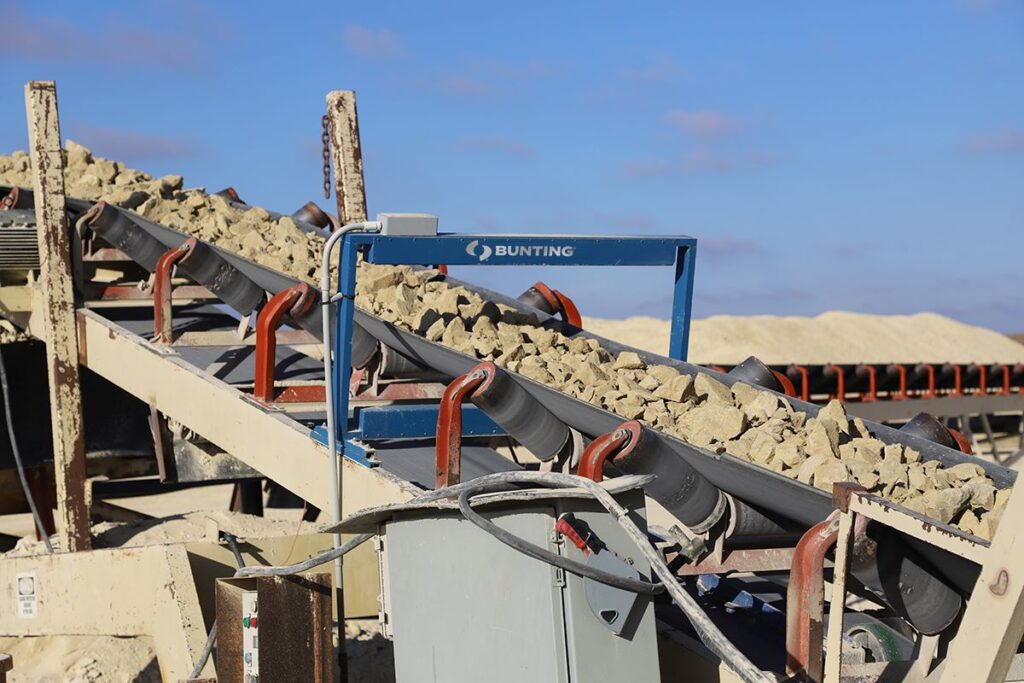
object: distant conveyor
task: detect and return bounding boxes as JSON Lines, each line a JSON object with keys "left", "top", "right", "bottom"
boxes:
{"left": 3, "top": 185, "right": 1016, "bottom": 636}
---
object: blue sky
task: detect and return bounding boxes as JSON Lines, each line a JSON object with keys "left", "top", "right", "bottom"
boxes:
{"left": 2, "top": 1, "right": 1022, "bottom": 330}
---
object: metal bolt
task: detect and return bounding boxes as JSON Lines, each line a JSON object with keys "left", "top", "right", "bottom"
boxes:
{"left": 625, "top": 557, "right": 634, "bottom": 566}
{"left": 990, "top": 568, "right": 1009, "bottom": 596}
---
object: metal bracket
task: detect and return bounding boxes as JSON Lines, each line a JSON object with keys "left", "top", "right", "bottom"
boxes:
{"left": 153, "top": 238, "right": 197, "bottom": 344}
{"left": 253, "top": 283, "right": 316, "bottom": 403}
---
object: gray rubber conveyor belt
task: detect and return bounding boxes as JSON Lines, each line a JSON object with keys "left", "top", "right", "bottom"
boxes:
{"left": 27, "top": 189, "right": 1016, "bottom": 635}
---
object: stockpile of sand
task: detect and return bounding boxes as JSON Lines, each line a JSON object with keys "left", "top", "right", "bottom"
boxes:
{"left": 585, "top": 313, "right": 1024, "bottom": 365}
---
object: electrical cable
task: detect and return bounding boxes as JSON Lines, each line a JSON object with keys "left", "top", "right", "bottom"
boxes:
{"left": 188, "top": 532, "right": 249, "bottom": 678}
{"left": 235, "top": 532, "right": 373, "bottom": 578}
{"left": 222, "top": 532, "right": 246, "bottom": 569}
{"left": 319, "top": 220, "right": 381, "bottom": 618}
{"left": 189, "top": 621, "right": 218, "bottom": 680}
{"left": 457, "top": 481, "right": 662, "bottom": 595}
{"left": 0, "top": 345, "right": 54, "bottom": 553}
{"left": 237, "top": 471, "right": 769, "bottom": 682}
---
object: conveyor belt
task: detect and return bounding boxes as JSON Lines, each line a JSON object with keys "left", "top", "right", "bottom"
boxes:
{"left": 7, "top": 187, "right": 1017, "bottom": 631}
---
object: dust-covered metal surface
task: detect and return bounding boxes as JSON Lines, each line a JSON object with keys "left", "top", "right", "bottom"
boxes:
{"left": 24, "top": 81, "right": 91, "bottom": 552}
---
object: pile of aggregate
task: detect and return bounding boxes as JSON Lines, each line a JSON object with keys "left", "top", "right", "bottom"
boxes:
{"left": 0, "top": 145, "right": 1010, "bottom": 540}
{"left": 0, "top": 142, "right": 327, "bottom": 283}
{"left": 355, "top": 263, "right": 1009, "bottom": 540}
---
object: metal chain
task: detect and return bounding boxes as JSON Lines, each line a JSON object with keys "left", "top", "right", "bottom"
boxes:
{"left": 321, "top": 114, "right": 332, "bottom": 200}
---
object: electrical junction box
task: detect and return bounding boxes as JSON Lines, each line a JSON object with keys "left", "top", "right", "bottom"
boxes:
{"left": 377, "top": 213, "right": 438, "bottom": 236}
{"left": 361, "top": 486, "right": 661, "bottom": 683}
{"left": 215, "top": 573, "right": 333, "bottom": 683}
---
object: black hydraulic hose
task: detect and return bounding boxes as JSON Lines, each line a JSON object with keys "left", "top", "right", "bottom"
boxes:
{"left": 223, "top": 532, "right": 246, "bottom": 569}
{"left": 0, "top": 346, "right": 53, "bottom": 553}
{"left": 456, "top": 482, "right": 663, "bottom": 595}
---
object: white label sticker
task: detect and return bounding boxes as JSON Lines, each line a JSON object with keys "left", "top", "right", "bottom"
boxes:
{"left": 242, "top": 590, "right": 259, "bottom": 679}
{"left": 16, "top": 572, "right": 37, "bottom": 619}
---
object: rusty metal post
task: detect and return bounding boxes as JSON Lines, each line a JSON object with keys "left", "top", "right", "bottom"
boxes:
{"left": 785, "top": 513, "right": 840, "bottom": 682}
{"left": 325, "top": 90, "right": 367, "bottom": 225}
{"left": 24, "top": 80, "right": 90, "bottom": 551}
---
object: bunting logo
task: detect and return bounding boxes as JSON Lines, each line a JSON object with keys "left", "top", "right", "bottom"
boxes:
{"left": 465, "top": 240, "right": 493, "bottom": 261}
{"left": 465, "top": 240, "right": 576, "bottom": 262}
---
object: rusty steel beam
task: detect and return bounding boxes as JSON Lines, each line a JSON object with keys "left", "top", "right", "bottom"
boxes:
{"left": 325, "top": 90, "right": 367, "bottom": 225}
{"left": 671, "top": 546, "right": 797, "bottom": 576}
{"left": 90, "top": 283, "right": 214, "bottom": 302}
{"left": 352, "top": 380, "right": 447, "bottom": 401}
{"left": 24, "top": 80, "right": 90, "bottom": 551}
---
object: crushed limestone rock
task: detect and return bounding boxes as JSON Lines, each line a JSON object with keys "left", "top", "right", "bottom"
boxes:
{"left": 2, "top": 144, "right": 1008, "bottom": 541}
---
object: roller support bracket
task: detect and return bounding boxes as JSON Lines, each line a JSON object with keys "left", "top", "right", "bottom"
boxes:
{"left": 153, "top": 238, "right": 197, "bottom": 343}
{"left": 518, "top": 281, "right": 582, "bottom": 328}
{"left": 578, "top": 424, "right": 636, "bottom": 482}
{"left": 434, "top": 362, "right": 492, "bottom": 489}
{"left": 253, "top": 284, "right": 316, "bottom": 403}
{"left": 785, "top": 513, "right": 841, "bottom": 683}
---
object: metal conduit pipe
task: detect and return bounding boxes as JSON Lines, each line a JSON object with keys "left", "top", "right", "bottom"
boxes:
{"left": 176, "top": 238, "right": 265, "bottom": 316}
{"left": 470, "top": 363, "right": 580, "bottom": 462}
{"left": 319, "top": 219, "right": 382, "bottom": 612}
{"left": 83, "top": 201, "right": 169, "bottom": 272}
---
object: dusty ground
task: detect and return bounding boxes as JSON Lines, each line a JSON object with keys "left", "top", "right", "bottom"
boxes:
{"left": 0, "top": 485, "right": 394, "bottom": 682}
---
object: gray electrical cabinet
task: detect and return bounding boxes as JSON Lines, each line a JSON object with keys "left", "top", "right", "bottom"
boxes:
{"left": 372, "top": 487, "right": 661, "bottom": 683}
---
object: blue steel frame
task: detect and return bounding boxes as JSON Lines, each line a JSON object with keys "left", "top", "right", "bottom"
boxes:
{"left": 330, "top": 232, "right": 697, "bottom": 456}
